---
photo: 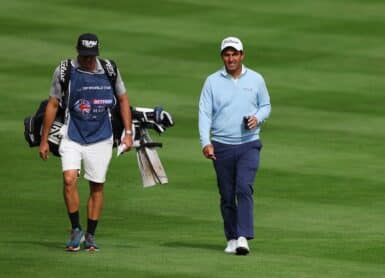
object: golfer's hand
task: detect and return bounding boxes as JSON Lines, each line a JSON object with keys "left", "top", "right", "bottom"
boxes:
{"left": 39, "top": 141, "right": 50, "bottom": 160}
{"left": 202, "top": 144, "right": 216, "bottom": 160}
{"left": 246, "top": 116, "right": 259, "bottom": 130}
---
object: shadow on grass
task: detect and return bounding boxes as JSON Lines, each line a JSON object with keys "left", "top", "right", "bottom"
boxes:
{"left": 162, "top": 241, "right": 221, "bottom": 252}
{"left": 6, "top": 240, "right": 64, "bottom": 250}
{"left": 6, "top": 240, "right": 137, "bottom": 252}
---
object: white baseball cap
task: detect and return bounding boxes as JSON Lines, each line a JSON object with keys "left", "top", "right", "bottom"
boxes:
{"left": 220, "top": 36, "right": 243, "bottom": 52}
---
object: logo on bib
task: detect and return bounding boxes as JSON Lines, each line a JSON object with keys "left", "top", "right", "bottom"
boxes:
{"left": 74, "top": 99, "right": 91, "bottom": 115}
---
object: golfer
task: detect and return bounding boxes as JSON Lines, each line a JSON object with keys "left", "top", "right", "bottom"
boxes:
{"left": 198, "top": 36, "right": 271, "bottom": 255}
{"left": 39, "top": 33, "right": 133, "bottom": 251}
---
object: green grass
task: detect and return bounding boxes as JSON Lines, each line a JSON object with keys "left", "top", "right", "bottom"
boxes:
{"left": 1, "top": 0, "right": 385, "bottom": 277}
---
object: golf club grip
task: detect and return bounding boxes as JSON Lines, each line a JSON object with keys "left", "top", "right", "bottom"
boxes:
{"left": 143, "top": 142, "right": 162, "bottom": 148}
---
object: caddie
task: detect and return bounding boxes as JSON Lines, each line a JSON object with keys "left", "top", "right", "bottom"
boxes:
{"left": 39, "top": 33, "right": 133, "bottom": 252}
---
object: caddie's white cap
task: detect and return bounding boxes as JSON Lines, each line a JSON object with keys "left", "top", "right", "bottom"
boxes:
{"left": 220, "top": 36, "right": 243, "bottom": 52}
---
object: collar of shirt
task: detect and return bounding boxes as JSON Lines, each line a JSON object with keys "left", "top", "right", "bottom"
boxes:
{"left": 220, "top": 64, "right": 247, "bottom": 79}
{"left": 71, "top": 58, "right": 104, "bottom": 73}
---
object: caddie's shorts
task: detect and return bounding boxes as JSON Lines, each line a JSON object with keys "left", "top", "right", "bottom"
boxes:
{"left": 59, "top": 130, "right": 113, "bottom": 183}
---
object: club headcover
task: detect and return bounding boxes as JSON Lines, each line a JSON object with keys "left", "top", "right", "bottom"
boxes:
{"left": 148, "top": 121, "right": 165, "bottom": 134}
{"left": 160, "top": 111, "right": 174, "bottom": 127}
{"left": 154, "top": 106, "right": 163, "bottom": 124}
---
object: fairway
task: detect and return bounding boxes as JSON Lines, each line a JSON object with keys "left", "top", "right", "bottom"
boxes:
{"left": 1, "top": 0, "right": 385, "bottom": 277}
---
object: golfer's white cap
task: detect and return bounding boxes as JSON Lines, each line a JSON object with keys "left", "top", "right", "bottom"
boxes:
{"left": 220, "top": 36, "right": 243, "bottom": 52}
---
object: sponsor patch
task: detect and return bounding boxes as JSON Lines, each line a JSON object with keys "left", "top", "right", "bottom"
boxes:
{"left": 93, "top": 99, "right": 113, "bottom": 105}
{"left": 74, "top": 99, "right": 91, "bottom": 114}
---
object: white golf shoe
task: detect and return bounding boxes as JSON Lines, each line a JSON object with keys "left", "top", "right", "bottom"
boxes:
{"left": 224, "top": 239, "right": 237, "bottom": 254}
{"left": 236, "top": 236, "right": 250, "bottom": 255}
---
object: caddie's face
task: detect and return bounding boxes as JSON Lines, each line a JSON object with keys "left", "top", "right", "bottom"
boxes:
{"left": 221, "top": 48, "right": 244, "bottom": 76}
{"left": 78, "top": 55, "right": 97, "bottom": 72}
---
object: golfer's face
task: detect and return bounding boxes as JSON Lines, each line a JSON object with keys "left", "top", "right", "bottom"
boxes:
{"left": 78, "top": 55, "right": 97, "bottom": 71}
{"left": 221, "top": 48, "right": 244, "bottom": 75}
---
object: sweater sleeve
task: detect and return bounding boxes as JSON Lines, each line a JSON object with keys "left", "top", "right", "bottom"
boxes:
{"left": 198, "top": 78, "right": 213, "bottom": 148}
{"left": 255, "top": 76, "right": 271, "bottom": 124}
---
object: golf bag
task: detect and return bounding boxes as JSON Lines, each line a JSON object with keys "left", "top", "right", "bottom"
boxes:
{"left": 23, "top": 101, "right": 174, "bottom": 155}
{"left": 23, "top": 100, "right": 64, "bottom": 156}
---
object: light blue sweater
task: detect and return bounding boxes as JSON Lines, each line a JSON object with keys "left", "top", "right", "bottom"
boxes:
{"left": 199, "top": 65, "right": 271, "bottom": 147}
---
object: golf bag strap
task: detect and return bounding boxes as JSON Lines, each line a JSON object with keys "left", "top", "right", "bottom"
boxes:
{"left": 99, "top": 59, "right": 117, "bottom": 95}
{"left": 59, "top": 59, "right": 72, "bottom": 96}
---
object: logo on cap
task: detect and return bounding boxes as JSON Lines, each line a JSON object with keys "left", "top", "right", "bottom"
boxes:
{"left": 81, "top": 40, "right": 98, "bottom": 48}
{"left": 223, "top": 39, "right": 240, "bottom": 45}
{"left": 221, "top": 36, "right": 243, "bottom": 52}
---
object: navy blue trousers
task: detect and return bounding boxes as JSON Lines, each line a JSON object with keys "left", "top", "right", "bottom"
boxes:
{"left": 212, "top": 140, "right": 262, "bottom": 240}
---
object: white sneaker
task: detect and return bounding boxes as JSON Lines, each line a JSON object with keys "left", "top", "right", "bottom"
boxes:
{"left": 236, "top": 236, "right": 250, "bottom": 255}
{"left": 224, "top": 239, "right": 237, "bottom": 254}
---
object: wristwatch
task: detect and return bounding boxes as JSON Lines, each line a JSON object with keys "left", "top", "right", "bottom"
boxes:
{"left": 125, "top": 130, "right": 133, "bottom": 135}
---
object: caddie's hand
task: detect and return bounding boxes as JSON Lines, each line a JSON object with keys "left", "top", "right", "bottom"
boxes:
{"left": 202, "top": 144, "right": 216, "bottom": 160}
{"left": 246, "top": 116, "right": 259, "bottom": 130}
{"left": 39, "top": 141, "right": 50, "bottom": 160}
{"left": 121, "top": 134, "right": 133, "bottom": 152}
